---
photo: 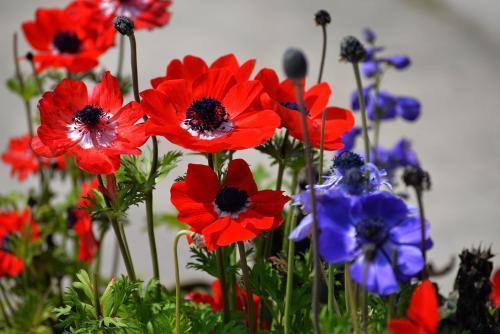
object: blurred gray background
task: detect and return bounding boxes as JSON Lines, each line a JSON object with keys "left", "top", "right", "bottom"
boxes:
{"left": 1, "top": 0, "right": 499, "bottom": 293}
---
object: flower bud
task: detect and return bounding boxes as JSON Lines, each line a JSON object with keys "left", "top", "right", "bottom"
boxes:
{"left": 114, "top": 16, "right": 134, "bottom": 36}
{"left": 340, "top": 36, "right": 366, "bottom": 63}
{"left": 283, "top": 48, "right": 308, "bottom": 80}
{"left": 314, "top": 10, "right": 331, "bottom": 26}
{"left": 402, "top": 166, "right": 431, "bottom": 191}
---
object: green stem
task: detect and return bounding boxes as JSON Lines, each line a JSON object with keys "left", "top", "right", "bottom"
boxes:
{"left": 94, "top": 227, "right": 107, "bottom": 284}
{"left": 174, "top": 230, "right": 192, "bottom": 334}
{"left": 327, "top": 265, "right": 341, "bottom": 316}
{"left": 415, "top": 188, "right": 428, "bottom": 278}
{"left": 317, "top": 24, "right": 328, "bottom": 180}
{"left": 93, "top": 272, "right": 102, "bottom": 319}
{"left": 237, "top": 242, "right": 256, "bottom": 334}
{"left": 352, "top": 63, "right": 371, "bottom": 163}
{"left": 345, "top": 265, "right": 361, "bottom": 334}
{"left": 0, "top": 283, "right": 14, "bottom": 316}
{"left": 317, "top": 25, "right": 328, "bottom": 84}
{"left": 284, "top": 208, "right": 297, "bottom": 334}
{"left": 282, "top": 172, "right": 298, "bottom": 253}
{"left": 216, "top": 248, "right": 231, "bottom": 323}
{"left": 0, "top": 296, "right": 11, "bottom": 327}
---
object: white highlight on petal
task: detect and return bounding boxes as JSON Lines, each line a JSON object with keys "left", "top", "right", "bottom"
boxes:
{"left": 67, "top": 113, "right": 118, "bottom": 149}
{"left": 181, "top": 120, "right": 233, "bottom": 140}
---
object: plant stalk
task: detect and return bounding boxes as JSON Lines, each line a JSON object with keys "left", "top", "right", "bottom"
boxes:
{"left": 352, "top": 63, "right": 371, "bottom": 162}
{"left": 174, "top": 230, "right": 192, "bottom": 334}
{"left": 238, "top": 242, "right": 256, "bottom": 334}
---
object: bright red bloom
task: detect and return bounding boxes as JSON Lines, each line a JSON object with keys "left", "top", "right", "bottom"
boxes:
{"left": 69, "top": 179, "right": 100, "bottom": 263}
{"left": 186, "top": 279, "right": 266, "bottom": 329}
{"left": 73, "top": 0, "right": 172, "bottom": 31}
{"left": 1, "top": 134, "right": 66, "bottom": 181}
{"left": 22, "top": 7, "right": 113, "bottom": 73}
{"left": 151, "top": 54, "right": 256, "bottom": 88}
{"left": 171, "top": 159, "right": 289, "bottom": 251}
{"left": 491, "top": 269, "right": 500, "bottom": 308}
{"left": 0, "top": 209, "right": 40, "bottom": 278}
{"left": 388, "top": 280, "right": 439, "bottom": 334}
{"left": 142, "top": 67, "right": 280, "bottom": 153}
{"left": 32, "top": 71, "right": 147, "bottom": 175}
{"left": 255, "top": 68, "right": 354, "bottom": 150}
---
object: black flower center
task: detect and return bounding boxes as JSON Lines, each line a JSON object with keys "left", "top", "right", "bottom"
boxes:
{"left": 356, "top": 218, "right": 387, "bottom": 245}
{"left": 333, "top": 151, "right": 364, "bottom": 172}
{"left": 280, "top": 101, "right": 309, "bottom": 115}
{"left": 67, "top": 208, "right": 77, "bottom": 230}
{"left": 53, "top": 31, "right": 82, "bottom": 54}
{"left": 74, "top": 105, "right": 104, "bottom": 126}
{"left": 184, "top": 97, "right": 228, "bottom": 133}
{"left": 1, "top": 234, "right": 13, "bottom": 253}
{"left": 215, "top": 187, "right": 248, "bottom": 213}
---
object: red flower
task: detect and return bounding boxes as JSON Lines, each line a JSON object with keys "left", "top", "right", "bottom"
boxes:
{"left": 491, "top": 269, "right": 500, "bottom": 308}
{"left": 151, "top": 54, "right": 256, "bottom": 88}
{"left": 0, "top": 209, "right": 40, "bottom": 278}
{"left": 255, "top": 68, "right": 354, "bottom": 150}
{"left": 142, "top": 67, "right": 280, "bottom": 153}
{"left": 73, "top": 0, "right": 172, "bottom": 31}
{"left": 22, "top": 7, "right": 113, "bottom": 73}
{"left": 32, "top": 71, "right": 147, "bottom": 175}
{"left": 388, "top": 280, "right": 439, "bottom": 334}
{"left": 171, "top": 159, "right": 289, "bottom": 250}
{"left": 1, "top": 134, "right": 66, "bottom": 181}
{"left": 186, "top": 279, "right": 266, "bottom": 329}
{"left": 69, "top": 179, "right": 100, "bottom": 263}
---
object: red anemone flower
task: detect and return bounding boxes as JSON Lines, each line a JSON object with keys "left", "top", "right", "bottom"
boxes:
{"left": 186, "top": 279, "right": 266, "bottom": 329}
{"left": 68, "top": 179, "right": 100, "bottom": 263}
{"left": 170, "top": 159, "right": 289, "bottom": 251}
{"left": 255, "top": 68, "right": 354, "bottom": 150}
{"left": 22, "top": 7, "right": 112, "bottom": 73}
{"left": 73, "top": 0, "right": 172, "bottom": 30}
{"left": 388, "top": 280, "right": 439, "bottom": 334}
{"left": 151, "top": 54, "right": 256, "bottom": 88}
{"left": 0, "top": 209, "right": 40, "bottom": 278}
{"left": 32, "top": 71, "right": 147, "bottom": 175}
{"left": 491, "top": 270, "right": 500, "bottom": 308}
{"left": 1, "top": 134, "right": 66, "bottom": 181}
{"left": 142, "top": 68, "right": 280, "bottom": 153}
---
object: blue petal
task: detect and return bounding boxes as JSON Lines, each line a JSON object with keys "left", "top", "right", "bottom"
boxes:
{"left": 350, "top": 251, "right": 399, "bottom": 295}
{"left": 362, "top": 27, "right": 376, "bottom": 44}
{"left": 317, "top": 191, "right": 354, "bottom": 231}
{"left": 389, "top": 138, "right": 420, "bottom": 167}
{"left": 395, "top": 244, "right": 424, "bottom": 277}
{"left": 289, "top": 214, "right": 313, "bottom": 241}
{"left": 319, "top": 225, "right": 357, "bottom": 264}
{"left": 358, "top": 192, "right": 408, "bottom": 226}
{"left": 396, "top": 96, "right": 420, "bottom": 121}
{"left": 376, "top": 91, "right": 398, "bottom": 120}
{"left": 390, "top": 216, "right": 433, "bottom": 249}
{"left": 340, "top": 127, "right": 362, "bottom": 152}
{"left": 362, "top": 61, "right": 380, "bottom": 78}
{"left": 385, "top": 55, "right": 411, "bottom": 69}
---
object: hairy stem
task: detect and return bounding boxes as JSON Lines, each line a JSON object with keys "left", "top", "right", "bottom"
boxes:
{"left": 237, "top": 242, "right": 256, "bottom": 334}
{"left": 174, "top": 230, "right": 192, "bottom": 334}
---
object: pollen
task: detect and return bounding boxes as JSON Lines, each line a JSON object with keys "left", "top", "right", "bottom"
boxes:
{"left": 184, "top": 97, "right": 229, "bottom": 133}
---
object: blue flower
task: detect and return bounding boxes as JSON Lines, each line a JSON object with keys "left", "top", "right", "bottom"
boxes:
{"left": 363, "top": 27, "right": 376, "bottom": 44}
{"left": 317, "top": 191, "right": 432, "bottom": 295}
{"left": 373, "top": 138, "right": 420, "bottom": 176}
{"left": 340, "top": 126, "right": 362, "bottom": 152}
{"left": 396, "top": 96, "right": 421, "bottom": 121}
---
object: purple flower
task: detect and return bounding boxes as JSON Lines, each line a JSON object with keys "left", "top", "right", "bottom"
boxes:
{"left": 396, "top": 97, "right": 421, "bottom": 121}
{"left": 362, "top": 60, "right": 380, "bottom": 78}
{"left": 317, "top": 191, "right": 432, "bottom": 295}
{"left": 372, "top": 138, "right": 420, "bottom": 178}
{"left": 340, "top": 126, "right": 362, "bottom": 152}
{"left": 363, "top": 27, "right": 376, "bottom": 44}
{"left": 383, "top": 55, "right": 411, "bottom": 69}
{"left": 367, "top": 91, "right": 398, "bottom": 121}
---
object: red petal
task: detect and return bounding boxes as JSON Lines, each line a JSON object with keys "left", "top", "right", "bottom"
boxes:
{"left": 156, "top": 79, "right": 193, "bottom": 114}
{"left": 223, "top": 80, "right": 263, "bottom": 118}
{"left": 250, "top": 190, "right": 290, "bottom": 216}
{"left": 192, "top": 69, "right": 236, "bottom": 101}
{"left": 491, "top": 270, "right": 500, "bottom": 308}
{"left": 185, "top": 164, "right": 220, "bottom": 202}
{"left": 304, "top": 82, "right": 331, "bottom": 118}
{"left": 224, "top": 159, "right": 257, "bottom": 195}
{"left": 406, "top": 280, "right": 439, "bottom": 333}
{"left": 74, "top": 149, "right": 121, "bottom": 174}
{"left": 214, "top": 220, "right": 258, "bottom": 247}
{"left": 388, "top": 319, "right": 422, "bottom": 334}
{"left": 89, "top": 71, "right": 123, "bottom": 113}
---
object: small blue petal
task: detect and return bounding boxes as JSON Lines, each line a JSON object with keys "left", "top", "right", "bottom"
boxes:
{"left": 396, "top": 96, "right": 421, "bottom": 121}
{"left": 385, "top": 55, "right": 411, "bottom": 69}
{"left": 350, "top": 251, "right": 399, "bottom": 295}
{"left": 362, "top": 28, "right": 377, "bottom": 44}
{"left": 358, "top": 192, "right": 408, "bottom": 227}
{"left": 362, "top": 60, "right": 380, "bottom": 78}
{"left": 289, "top": 214, "right": 313, "bottom": 241}
{"left": 319, "top": 225, "right": 358, "bottom": 264}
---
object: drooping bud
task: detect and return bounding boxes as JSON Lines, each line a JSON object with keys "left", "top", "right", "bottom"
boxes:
{"left": 283, "top": 48, "right": 308, "bottom": 80}
{"left": 340, "top": 36, "right": 366, "bottom": 63}
{"left": 114, "top": 16, "right": 134, "bottom": 36}
{"left": 402, "top": 166, "right": 431, "bottom": 191}
{"left": 314, "top": 10, "right": 331, "bottom": 26}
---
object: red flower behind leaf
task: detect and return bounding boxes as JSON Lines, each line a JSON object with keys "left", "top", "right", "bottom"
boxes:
{"left": 69, "top": 179, "right": 100, "bottom": 263}
{"left": 72, "top": 0, "right": 172, "bottom": 31}
{"left": 186, "top": 279, "right": 267, "bottom": 329}
{"left": 142, "top": 66, "right": 280, "bottom": 153}
{"left": 0, "top": 209, "right": 40, "bottom": 278}
{"left": 22, "top": 7, "right": 113, "bottom": 73}
{"left": 1, "top": 134, "right": 66, "bottom": 181}
{"left": 491, "top": 269, "right": 500, "bottom": 308}
{"left": 32, "top": 71, "right": 147, "bottom": 175}
{"left": 170, "top": 159, "right": 289, "bottom": 251}
{"left": 388, "top": 279, "right": 439, "bottom": 334}
{"left": 151, "top": 54, "right": 256, "bottom": 88}
{"left": 255, "top": 68, "right": 354, "bottom": 150}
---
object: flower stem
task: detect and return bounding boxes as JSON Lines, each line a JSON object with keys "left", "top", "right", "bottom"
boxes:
{"left": 345, "top": 265, "right": 361, "bottom": 334}
{"left": 415, "top": 188, "right": 428, "bottom": 278}
{"left": 216, "top": 248, "right": 231, "bottom": 323}
{"left": 317, "top": 25, "right": 328, "bottom": 84}
{"left": 97, "top": 175, "right": 136, "bottom": 280}
{"left": 237, "top": 242, "right": 256, "bottom": 334}
{"left": 0, "top": 295, "right": 11, "bottom": 327}
{"left": 93, "top": 272, "right": 102, "bottom": 319}
{"left": 327, "top": 265, "right": 341, "bottom": 316}
{"left": 284, "top": 201, "right": 297, "bottom": 334}
{"left": 127, "top": 31, "right": 161, "bottom": 281}
{"left": 174, "top": 229, "right": 192, "bottom": 334}
{"left": 352, "top": 63, "right": 371, "bottom": 162}
{"left": 317, "top": 24, "right": 328, "bottom": 179}
{"left": 293, "top": 80, "right": 321, "bottom": 334}
{"left": 282, "top": 171, "right": 298, "bottom": 253}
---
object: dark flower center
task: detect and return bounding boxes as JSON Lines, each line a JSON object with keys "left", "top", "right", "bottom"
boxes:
{"left": 67, "top": 208, "right": 77, "bottom": 230}
{"left": 356, "top": 217, "right": 387, "bottom": 245}
{"left": 74, "top": 105, "right": 104, "bottom": 126}
{"left": 340, "top": 167, "right": 366, "bottom": 195}
{"left": 333, "top": 151, "right": 364, "bottom": 172}
{"left": 1, "top": 234, "right": 13, "bottom": 253}
{"left": 53, "top": 31, "right": 82, "bottom": 54}
{"left": 184, "top": 97, "right": 228, "bottom": 133}
{"left": 215, "top": 187, "right": 248, "bottom": 213}
{"left": 280, "top": 101, "right": 310, "bottom": 115}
